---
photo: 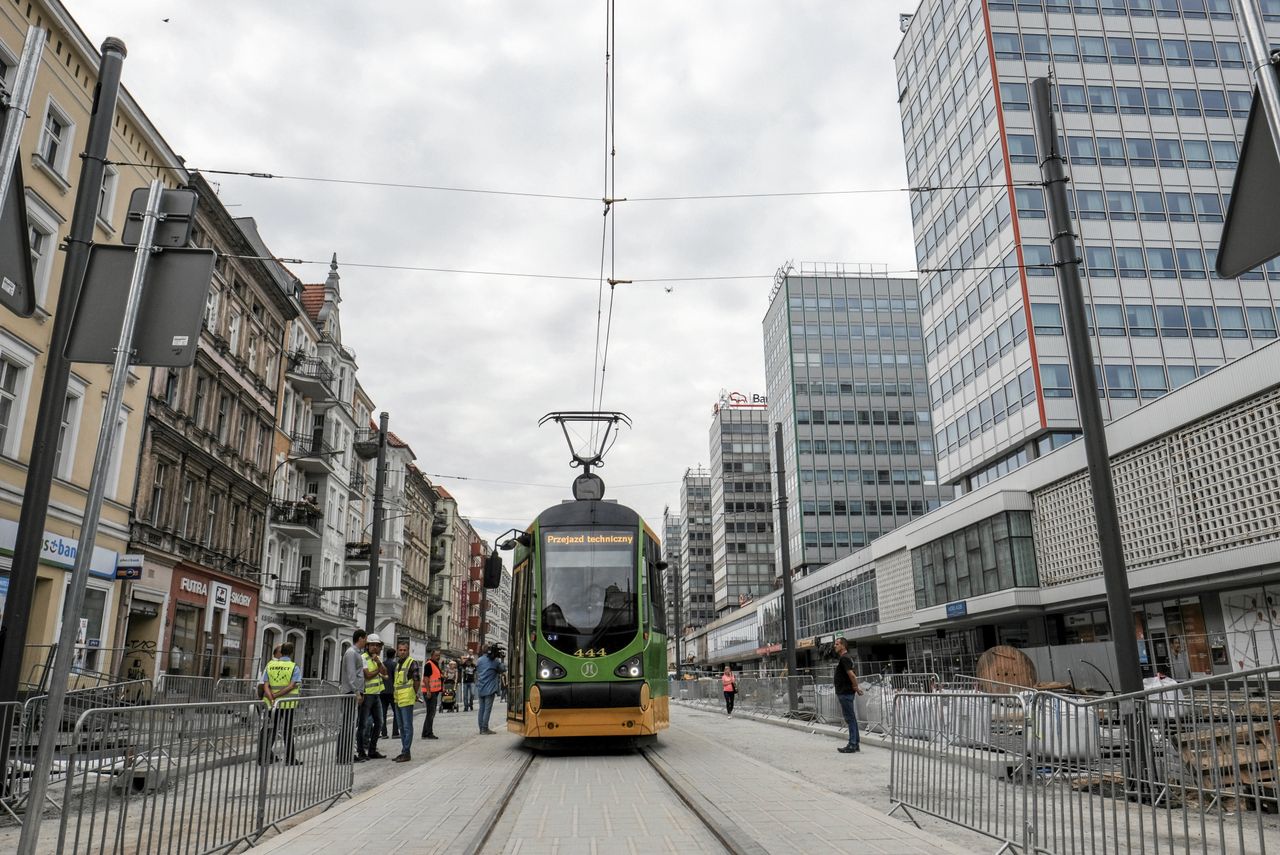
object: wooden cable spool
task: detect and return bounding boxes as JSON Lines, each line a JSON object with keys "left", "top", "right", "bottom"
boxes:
{"left": 974, "top": 645, "right": 1037, "bottom": 693}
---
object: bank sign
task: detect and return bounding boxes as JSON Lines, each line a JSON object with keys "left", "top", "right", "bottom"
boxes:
{"left": 0, "top": 518, "right": 118, "bottom": 580}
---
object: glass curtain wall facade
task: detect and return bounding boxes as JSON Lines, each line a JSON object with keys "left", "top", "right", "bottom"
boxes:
{"left": 762, "top": 268, "right": 951, "bottom": 575}
{"left": 709, "top": 406, "right": 775, "bottom": 614}
{"left": 896, "top": 0, "right": 1280, "bottom": 492}
{"left": 678, "top": 469, "right": 715, "bottom": 629}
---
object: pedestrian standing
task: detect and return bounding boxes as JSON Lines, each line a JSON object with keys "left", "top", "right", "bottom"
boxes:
{"left": 258, "top": 641, "right": 302, "bottom": 766}
{"left": 832, "top": 637, "right": 863, "bottom": 754}
{"left": 721, "top": 664, "right": 738, "bottom": 717}
{"left": 361, "top": 634, "right": 389, "bottom": 760}
{"left": 338, "top": 630, "right": 366, "bottom": 763}
{"left": 380, "top": 644, "right": 398, "bottom": 738}
{"left": 461, "top": 656, "right": 477, "bottom": 711}
{"left": 419, "top": 649, "right": 444, "bottom": 740}
{"left": 475, "top": 645, "right": 506, "bottom": 735}
{"left": 259, "top": 644, "right": 282, "bottom": 703}
{"left": 391, "top": 641, "right": 421, "bottom": 762}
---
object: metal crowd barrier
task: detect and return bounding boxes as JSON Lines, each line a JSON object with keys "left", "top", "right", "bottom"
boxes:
{"left": 55, "top": 694, "right": 356, "bottom": 854}
{"left": 1, "top": 701, "right": 23, "bottom": 822}
{"left": 154, "top": 674, "right": 218, "bottom": 704}
{"left": 888, "top": 666, "right": 1280, "bottom": 854}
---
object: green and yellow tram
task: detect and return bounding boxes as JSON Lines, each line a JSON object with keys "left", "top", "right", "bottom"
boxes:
{"left": 501, "top": 497, "right": 670, "bottom": 741}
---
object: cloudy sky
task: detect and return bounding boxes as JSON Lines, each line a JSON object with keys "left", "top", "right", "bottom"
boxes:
{"left": 73, "top": 1, "right": 919, "bottom": 545}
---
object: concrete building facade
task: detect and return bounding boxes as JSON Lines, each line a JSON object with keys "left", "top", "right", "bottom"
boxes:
{"left": 686, "top": 340, "right": 1280, "bottom": 687}
{"left": 763, "top": 267, "right": 951, "bottom": 576}
{"left": 0, "top": 0, "right": 189, "bottom": 685}
{"left": 708, "top": 397, "right": 775, "bottom": 614}
{"left": 895, "top": 0, "right": 1280, "bottom": 492}
{"left": 678, "top": 469, "right": 714, "bottom": 630}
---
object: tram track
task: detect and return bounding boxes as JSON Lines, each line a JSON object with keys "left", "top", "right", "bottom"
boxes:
{"left": 461, "top": 745, "right": 769, "bottom": 855}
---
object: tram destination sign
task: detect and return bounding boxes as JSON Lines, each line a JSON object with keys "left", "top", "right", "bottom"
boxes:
{"left": 545, "top": 532, "right": 634, "bottom": 546}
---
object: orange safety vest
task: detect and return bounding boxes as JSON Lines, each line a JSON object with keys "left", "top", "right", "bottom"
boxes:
{"left": 421, "top": 660, "right": 443, "bottom": 695}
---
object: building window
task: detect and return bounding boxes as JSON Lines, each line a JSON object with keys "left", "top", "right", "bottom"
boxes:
{"left": 206, "top": 492, "right": 222, "bottom": 547}
{"left": 1041, "top": 364, "right": 1073, "bottom": 397}
{"left": 181, "top": 478, "right": 195, "bottom": 537}
{"left": 53, "top": 391, "right": 82, "bottom": 479}
{"left": 106, "top": 411, "right": 128, "bottom": 498}
{"left": 150, "top": 462, "right": 169, "bottom": 526}
{"left": 37, "top": 101, "right": 73, "bottom": 176}
{"left": 203, "top": 288, "right": 220, "bottom": 329}
{"left": 228, "top": 312, "right": 242, "bottom": 354}
{"left": 1103, "top": 364, "right": 1137, "bottom": 398}
{"left": 0, "top": 357, "right": 23, "bottom": 455}
{"left": 97, "top": 165, "right": 119, "bottom": 227}
{"left": 216, "top": 393, "right": 230, "bottom": 443}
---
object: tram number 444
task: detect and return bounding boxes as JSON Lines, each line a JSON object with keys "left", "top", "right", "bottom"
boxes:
{"left": 574, "top": 648, "right": 608, "bottom": 658}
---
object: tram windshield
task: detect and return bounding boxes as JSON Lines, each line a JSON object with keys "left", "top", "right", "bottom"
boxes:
{"left": 540, "top": 528, "right": 637, "bottom": 656}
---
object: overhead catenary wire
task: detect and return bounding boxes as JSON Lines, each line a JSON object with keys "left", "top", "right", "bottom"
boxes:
{"left": 108, "top": 158, "right": 1041, "bottom": 203}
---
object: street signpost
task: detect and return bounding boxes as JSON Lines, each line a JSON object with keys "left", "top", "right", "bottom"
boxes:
{"left": 1217, "top": 0, "right": 1280, "bottom": 277}
{"left": 0, "top": 27, "right": 45, "bottom": 317}
{"left": 66, "top": 244, "right": 216, "bottom": 365}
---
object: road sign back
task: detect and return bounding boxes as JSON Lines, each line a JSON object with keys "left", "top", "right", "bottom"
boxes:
{"left": 66, "top": 245, "right": 216, "bottom": 367}
{"left": 1218, "top": 92, "right": 1280, "bottom": 277}
{"left": 0, "top": 158, "right": 35, "bottom": 317}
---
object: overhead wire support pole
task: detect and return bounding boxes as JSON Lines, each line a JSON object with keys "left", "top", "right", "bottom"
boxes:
{"left": 1030, "top": 78, "right": 1141, "bottom": 692}
{"left": 773, "top": 424, "right": 800, "bottom": 716}
{"left": 18, "top": 178, "right": 163, "bottom": 855}
{"left": 365, "top": 412, "right": 390, "bottom": 634}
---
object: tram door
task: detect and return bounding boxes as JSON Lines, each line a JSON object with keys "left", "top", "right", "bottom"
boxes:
{"left": 508, "top": 559, "right": 529, "bottom": 722}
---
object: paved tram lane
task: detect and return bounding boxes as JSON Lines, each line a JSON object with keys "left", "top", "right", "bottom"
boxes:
{"left": 252, "top": 705, "right": 978, "bottom": 854}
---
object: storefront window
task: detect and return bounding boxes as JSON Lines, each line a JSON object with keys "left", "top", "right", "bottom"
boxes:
{"left": 66, "top": 583, "right": 107, "bottom": 672}
{"left": 221, "top": 614, "right": 246, "bottom": 678}
{"left": 170, "top": 604, "right": 199, "bottom": 675}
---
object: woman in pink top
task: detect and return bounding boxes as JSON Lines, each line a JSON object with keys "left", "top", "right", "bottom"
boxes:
{"left": 721, "top": 664, "right": 738, "bottom": 716}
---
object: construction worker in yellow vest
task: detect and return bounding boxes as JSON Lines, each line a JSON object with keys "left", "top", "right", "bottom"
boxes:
{"left": 391, "top": 641, "right": 421, "bottom": 762}
{"left": 359, "top": 634, "right": 389, "bottom": 760}
{"left": 258, "top": 641, "right": 302, "bottom": 766}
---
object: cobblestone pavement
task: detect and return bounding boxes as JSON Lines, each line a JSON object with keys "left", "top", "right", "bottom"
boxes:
{"left": 255, "top": 704, "right": 978, "bottom": 854}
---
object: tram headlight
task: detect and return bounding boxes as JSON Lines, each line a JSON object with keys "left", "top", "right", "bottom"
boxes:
{"left": 613, "top": 655, "right": 643, "bottom": 679}
{"left": 537, "top": 657, "right": 567, "bottom": 680}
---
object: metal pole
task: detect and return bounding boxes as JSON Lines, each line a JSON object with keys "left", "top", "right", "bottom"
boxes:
{"left": 478, "top": 563, "right": 489, "bottom": 651}
{"left": 1238, "top": 0, "right": 1280, "bottom": 156}
{"left": 1030, "top": 77, "right": 1142, "bottom": 695}
{"left": 364, "top": 412, "right": 389, "bottom": 634}
{"left": 17, "top": 179, "right": 162, "bottom": 855}
{"left": 773, "top": 423, "right": 800, "bottom": 714}
{"left": 672, "top": 563, "right": 682, "bottom": 675}
{"left": 0, "top": 34, "right": 125, "bottom": 779}
{"left": 0, "top": 27, "right": 44, "bottom": 211}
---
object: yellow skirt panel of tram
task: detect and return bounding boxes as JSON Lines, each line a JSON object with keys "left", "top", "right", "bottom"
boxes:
{"left": 510, "top": 696, "right": 670, "bottom": 738}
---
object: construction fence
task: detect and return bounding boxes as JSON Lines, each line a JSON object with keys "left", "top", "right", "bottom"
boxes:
{"left": 888, "top": 666, "right": 1280, "bottom": 854}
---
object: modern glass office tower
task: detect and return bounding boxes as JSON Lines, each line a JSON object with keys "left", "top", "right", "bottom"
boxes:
{"left": 896, "top": 0, "right": 1280, "bottom": 492}
{"left": 708, "top": 401, "right": 775, "bottom": 614}
{"left": 763, "top": 266, "right": 951, "bottom": 575}
{"left": 678, "top": 468, "right": 715, "bottom": 629}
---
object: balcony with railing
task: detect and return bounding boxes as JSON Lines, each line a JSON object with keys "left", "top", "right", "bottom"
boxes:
{"left": 337, "top": 598, "right": 358, "bottom": 622}
{"left": 428, "top": 593, "right": 445, "bottom": 614}
{"left": 429, "top": 550, "right": 447, "bottom": 575}
{"left": 269, "top": 500, "right": 321, "bottom": 537}
{"left": 345, "top": 541, "right": 371, "bottom": 565}
{"left": 272, "top": 580, "right": 348, "bottom": 626}
{"left": 353, "top": 427, "right": 380, "bottom": 460}
{"left": 290, "top": 432, "right": 338, "bottom": 473}
{"left": 285, "top": 354, "right": 336, "bottom": 402}
{"left": 347, "top": 470, "right": 367, "bottom": 498}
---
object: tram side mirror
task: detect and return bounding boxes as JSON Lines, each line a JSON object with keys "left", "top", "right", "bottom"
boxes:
{"left": 656, "top": 561, "right": 669, "bottom": 571}
{"left": 483, "top": 552, "right": 503, "bottom": 589}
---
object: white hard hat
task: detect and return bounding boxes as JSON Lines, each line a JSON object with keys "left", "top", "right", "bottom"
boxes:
{"left": 367, "top": 633, "right": 383, "bottom": 644}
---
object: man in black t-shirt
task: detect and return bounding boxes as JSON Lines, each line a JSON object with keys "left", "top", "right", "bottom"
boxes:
{"left": 461, "top": 657, "right": 477, "bottom": 711}
{"left": 832, "top": 638, "right": 863, "bottom": 754}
